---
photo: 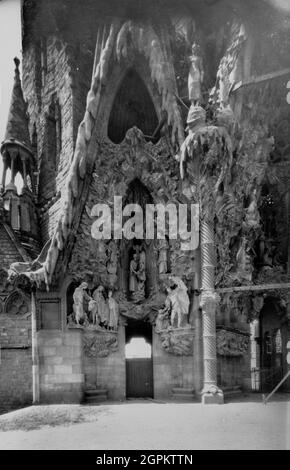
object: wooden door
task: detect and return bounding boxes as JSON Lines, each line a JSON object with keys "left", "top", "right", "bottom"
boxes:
{"left": 126, "top": 358, "right": 153, "bottom": 398}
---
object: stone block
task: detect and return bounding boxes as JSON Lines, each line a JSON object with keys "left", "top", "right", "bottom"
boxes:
{"left": 54, "top": 365, "right": 73, "bottom": 375}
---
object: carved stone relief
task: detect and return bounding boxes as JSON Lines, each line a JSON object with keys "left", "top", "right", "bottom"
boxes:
{"left": 83, "top": 331, "right": 118, "bottom": 358}
{"left": 159, "top": 328, "right": 194, "bottom": 356}
{"left": 216, "top": 329, "right": 250, "bottom": 357}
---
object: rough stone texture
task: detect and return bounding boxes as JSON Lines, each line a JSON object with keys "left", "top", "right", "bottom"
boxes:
{"left": 0, "top": 348, "right": 32, "bottom": 412}
{"left": 0, "top": 309, "right": 32, "bottom": 412}
{"left": 0, "top": 224, "right": 24, "bottom": 270}
{"left": 152, "top": 329, "right": 194, "bottom": 399}
{"left": 38, "top": 329, "right": 84, "bottom": 403}
{"left": 83, "top": 326, "right": 126, "bottom": 400}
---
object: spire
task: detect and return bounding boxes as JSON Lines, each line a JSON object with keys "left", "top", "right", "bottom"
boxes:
{"left": 1, "top": 57, "right": 32, "bottom": 153}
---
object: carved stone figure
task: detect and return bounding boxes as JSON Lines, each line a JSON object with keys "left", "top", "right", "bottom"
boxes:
{"left": 188, "top": 43, "right": 204, "bottom": 106}
{"left": 156, "top": 287, "right": 171, "bottom": 332}
{"left": 136, "top": 254, "right": 146, "bottom": 294}
{"left": 236, "top": 237, "right": 253, "bottom": 282}
{"left": 73, "top": 282, "right": 90, "bottom": 325}
{"left": 88, "top": 297, "right": 99, "bottom": 326}
{"left": 157, "top": 277, "right": 190, "bottom": 329}
{"left": 92, "top": 285, "right": 109, "bottom": 327}
{"left": 158, "top": 239, "right": 168, "bottom": 274}
{"left": 129, "top": 247, "right": 146, "bottom": 302}
{"left": 244, "top": 189, "right": 260, "bottom": 229}
{"left": 107, "top": 242, "right": 118, "bottom": 285}
{"left": 169, "top": 277, "right": 190, "bottom": 328}
{"left": 129, "top": 253, "right": 139, "bottom": 293}
{"left": 107, "top": 290, "right": 119, "bottom": 331}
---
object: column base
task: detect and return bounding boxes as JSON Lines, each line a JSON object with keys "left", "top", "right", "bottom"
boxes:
{"left": 201, "top": 385, "right": 224, "bottom": 405}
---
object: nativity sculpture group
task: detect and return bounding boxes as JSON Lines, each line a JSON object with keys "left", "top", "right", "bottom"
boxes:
{"left": 72, "top": 282, "right": 119, "bottom": 331}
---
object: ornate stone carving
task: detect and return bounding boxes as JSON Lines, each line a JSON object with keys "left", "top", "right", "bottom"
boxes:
{"left": 158, "top": 239, "right": 169, "bottom": 275}
{"left": 107, "top": 290, "right": 119, "bottom": 331}
{"left": 83, "top": 331, "right": 118, "bottom": 358}
{"left": 72, "top": 282, "right": 91, "bottom": 325}
{"left": 69, "top": 282, "right": 120, "bottom": 332}
{"left": 156, "top": 276, "right": 190, "bottom": 330}
{"left": 243, "top": 189, "right": 260, "bottom": 230}
{"left": 5, "top": 290, "right": 29, "bottom": 315}
{"left": 216, "top": 329, "right": 250, "bottom": 357}
{"left": 188, "top": 43, "right": 204, "bottom": 107}
{"left": 159, "top": 328, "right": 194, "bottom": 356}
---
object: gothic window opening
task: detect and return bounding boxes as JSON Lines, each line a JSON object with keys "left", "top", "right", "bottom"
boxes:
{"left": 108, "top": 69, "right": 160, "bottom": 144}
{"left": 47, "top": 95, "right": 62, "bottom": 171}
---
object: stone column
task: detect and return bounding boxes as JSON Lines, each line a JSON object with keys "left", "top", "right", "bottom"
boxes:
{"left": 31, "top": 290, "right": 40, "bottom": 403}
{"left": 0, "top": 150, "right": 8, "bottom": 192}
{"left": 200, "top": 218, "right": 224, "bottom": 404}
{"left": 5, "top": 149, "right": 18, "bottom": 192}
{"left": 21, "top": 153, "right": 28, "bottom": 189}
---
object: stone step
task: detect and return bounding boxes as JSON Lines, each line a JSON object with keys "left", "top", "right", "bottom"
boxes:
{"left": 85, "top": 389, "right": 108, "bottom": 403}
{"left": 86, "top": 395, "right": 108, "bottom": 403}
{"left": 223, "top": 386, "right": 242, "bottom": 398}
{"left": 172, "top": 388, "right": 195, "bottom": 401}
{"left": 85, "top": 389, "right": 108, "bottom": 397}
{"left": 172, "top": 388, "right": 195, "bottom": 395}
{"left": 172, "top": 393, "right": 195, "bottom": 401}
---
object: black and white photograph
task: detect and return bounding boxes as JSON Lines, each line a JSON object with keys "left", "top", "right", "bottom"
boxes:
{"left": 0, "top": 0, "right": 289, "bottom": 454}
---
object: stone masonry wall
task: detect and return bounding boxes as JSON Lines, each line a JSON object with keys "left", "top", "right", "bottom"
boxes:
{"left": 0, "top": 312, "right": 32, "bottom": 412}
{"left": 153, "top": 331, "right": 194, "bottom": 399}
{"left": 83, "top": 326, "right": 126, "bottom": 401}
{"left": 38, "top": 329, "right": 84, "bottom": 403}
{"left": 0, "top": 224, "right": 23, "bottom": 270}
{"left": 22, "top": 39, "right": 80, "bottom": 244}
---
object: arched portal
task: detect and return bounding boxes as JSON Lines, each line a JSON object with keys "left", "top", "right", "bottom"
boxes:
{"left": 125, "top": 319, "right": 153, "bottom": 398}
{"left": 254, "top": 297, "right": 288, "bottom": 392}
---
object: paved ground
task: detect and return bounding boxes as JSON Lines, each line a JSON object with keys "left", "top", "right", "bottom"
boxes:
{"left": 0, "top": 394, "right": 289, "bottom": 450}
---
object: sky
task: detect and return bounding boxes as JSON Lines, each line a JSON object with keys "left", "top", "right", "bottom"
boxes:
{"left": 0, "top": 0, "right": 21, "bottom": 182}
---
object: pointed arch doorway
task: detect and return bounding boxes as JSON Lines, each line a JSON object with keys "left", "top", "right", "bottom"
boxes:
{"left": 125, "top": 319, "right": 153, "bottom": 398}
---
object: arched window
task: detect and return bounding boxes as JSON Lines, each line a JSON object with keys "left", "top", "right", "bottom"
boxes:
{"left": 108, "top": 69, "right": 160, "bottom": 144}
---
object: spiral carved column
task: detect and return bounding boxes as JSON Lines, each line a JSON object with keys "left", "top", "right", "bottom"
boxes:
{"left": 200, "top": 218, "right": 224, "bottom": 404}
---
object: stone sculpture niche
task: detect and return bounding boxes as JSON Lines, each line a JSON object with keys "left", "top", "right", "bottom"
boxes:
{"left": 68, "top": 282, "right": 119, "bottom": 332}
{"left": 119, "top": 179, "right": 157, "bottom": 302}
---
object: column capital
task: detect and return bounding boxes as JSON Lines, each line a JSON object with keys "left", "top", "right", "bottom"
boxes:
{"left": 200, "top": 290, "right": 220, "bottom": 313}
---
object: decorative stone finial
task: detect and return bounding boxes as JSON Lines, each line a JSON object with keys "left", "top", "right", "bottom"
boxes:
{"left": 14, "top": 57, "right": 20, "bottom": 71}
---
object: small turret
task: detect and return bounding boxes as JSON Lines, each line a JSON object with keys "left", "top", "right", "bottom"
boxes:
{"left": 0, "top": 58, "right": 39, "bottom": 253}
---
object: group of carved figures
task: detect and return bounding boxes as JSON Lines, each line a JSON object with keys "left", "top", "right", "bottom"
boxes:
{"left": 72, "top": 282, "right": 119, "bottom": 331}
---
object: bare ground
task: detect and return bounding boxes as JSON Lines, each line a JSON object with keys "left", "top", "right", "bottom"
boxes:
{"left": 0, "top": 394, "right": 289, "bottom": 450}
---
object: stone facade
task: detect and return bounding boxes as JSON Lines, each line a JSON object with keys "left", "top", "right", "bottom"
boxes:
{"left": 0, "top": 0, "right": 290, "bottom": 409}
